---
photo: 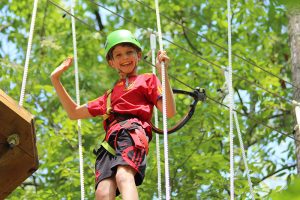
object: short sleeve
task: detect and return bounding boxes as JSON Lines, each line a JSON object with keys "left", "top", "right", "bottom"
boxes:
{"left": 145, "top": 74, "right": 162, "bottom": 105}
{"left": 87, "top": 93, "right": 107, "bottom": 117}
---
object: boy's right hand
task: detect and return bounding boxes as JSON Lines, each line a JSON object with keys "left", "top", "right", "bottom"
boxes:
{"left": 50, "top": 57, "right": 73, "bottom": 80}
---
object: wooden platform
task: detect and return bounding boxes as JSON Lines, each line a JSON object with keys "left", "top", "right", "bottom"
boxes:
{"left": 0, "top": 89, "right": 38, "bottom": 199}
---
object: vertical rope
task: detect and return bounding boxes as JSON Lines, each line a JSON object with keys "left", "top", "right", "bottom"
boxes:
{"left": 224, "top": 71, "right": 255, "bottom": 200}
{"left": 154, "top": 0, "right": 170, "bottom": 199}
{"left": 226, "top": 0, "right": 234, "bottom": 199}
{"left": 150, "top": 32, "right": 162, "bottom": 200}
{"left": 233, "top": 112, "right": 255, "bottom": 199}
{"left": 71, "top": 1, "right": 85, "bottom": 199}
{"left": 19, "top": 0, "right": 39, "bottom": 106}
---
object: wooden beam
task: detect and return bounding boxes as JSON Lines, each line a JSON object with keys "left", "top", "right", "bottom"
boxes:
{"left": 0, "top": 89, "right": 38, "bottom": 199}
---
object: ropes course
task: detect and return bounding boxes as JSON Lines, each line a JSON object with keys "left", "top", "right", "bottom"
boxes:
{"left": 1, "top": 0, "right": 297, "bottom": 199}
{"left": 45, "top": 3, "right": 298, "bottom": 199}
{"left": 43, "top": 2, "right": 297, "bottom": 200}
{"left": 47, "top": 0, "right": 296, "bottom": 143}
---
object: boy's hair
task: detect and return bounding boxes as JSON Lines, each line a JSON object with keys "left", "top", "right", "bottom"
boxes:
{"left": 106, "top": 42, "right": 142, "bottom": 61}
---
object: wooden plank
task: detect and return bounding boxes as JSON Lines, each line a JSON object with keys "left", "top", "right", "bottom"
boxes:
{"left": 0, "top": 89, "right": 33, "bottom": 123}
{"left": 0, "top": 89, "right": 38, "bottom": 199}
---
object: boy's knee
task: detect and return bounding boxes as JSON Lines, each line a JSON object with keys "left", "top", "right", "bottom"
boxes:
{"left": 116, "top": 166, "right": 136, "bottom": 186}
{"left": 95, "top": 186, "right": 111, "bottom": 199}
{"left": 95, "top": 180, "right": 116, "bottom": 200}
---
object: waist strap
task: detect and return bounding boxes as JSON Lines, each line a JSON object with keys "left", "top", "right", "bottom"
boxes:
{"left": 106, "top": 119, "right": 149, "bottom": 155}
{"left": 105, "top": 113, "right": 138, "bottom": 131}
{"left": 93, "top": 140, "right": 116, "bottom": 157}
{"left": 101, "top": 141, "right": 116, "bottom": 156}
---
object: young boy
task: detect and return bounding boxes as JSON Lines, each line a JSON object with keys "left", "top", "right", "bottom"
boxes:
{"left": 50, "top": 29, "right": 176, "bottom": 200}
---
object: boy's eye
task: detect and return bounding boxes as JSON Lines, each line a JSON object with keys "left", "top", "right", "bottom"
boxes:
{"left": 127, "top": 50, "right": 134, "bottom": 55}
{"left": 113, "top": 50, "right": 135, "bottom": 59}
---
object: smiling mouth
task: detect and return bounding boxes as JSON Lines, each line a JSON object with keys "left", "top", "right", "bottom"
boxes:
{"left": 120, "top": 61, "right": 132, "bottom": 66}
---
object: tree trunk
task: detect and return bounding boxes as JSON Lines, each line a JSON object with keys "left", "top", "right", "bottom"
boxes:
{"left": 289, "top": 9, "right": 300, "bottom": 174}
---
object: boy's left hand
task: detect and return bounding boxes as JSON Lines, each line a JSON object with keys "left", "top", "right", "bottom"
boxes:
{"left": 51, "top": 57, "right": 73, "bottom": 80}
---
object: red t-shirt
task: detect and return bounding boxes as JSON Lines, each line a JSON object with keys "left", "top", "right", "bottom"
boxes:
{"left": 87, "top": 73, "right": 162, "bottom": 137}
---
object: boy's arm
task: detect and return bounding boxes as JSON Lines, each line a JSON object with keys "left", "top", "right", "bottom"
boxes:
{"left": 50, "top": 57, "right": 92, "bottom": 120}
{"left": 156, "top": 50, "right": 176, "bottom": 118}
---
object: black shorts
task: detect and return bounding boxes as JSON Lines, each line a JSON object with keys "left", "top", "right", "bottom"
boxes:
{"left": 95, "top": 128, "right": 148, "bottom": 192}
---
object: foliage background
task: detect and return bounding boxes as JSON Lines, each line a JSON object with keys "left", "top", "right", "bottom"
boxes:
{"left": 0, "top": 0, "right": 298, "bottom": 199}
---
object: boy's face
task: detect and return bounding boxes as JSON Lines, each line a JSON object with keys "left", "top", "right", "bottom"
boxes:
{"left": 108, "top": 45, "right": 141, "bottom": 77}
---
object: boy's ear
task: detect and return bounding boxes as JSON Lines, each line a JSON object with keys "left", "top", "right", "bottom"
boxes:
{"left": 137, "top": 52, "right": 142, "bottom": 61}
{"left": 108, "top": 59, "right": 114, "bottom": 68}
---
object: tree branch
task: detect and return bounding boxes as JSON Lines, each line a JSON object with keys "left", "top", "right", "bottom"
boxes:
{"left": 94, "top": 9, "right": 104, "bottom": 31}
{"left": 263, "top": 111, "right": 291, "bottom": 121}
{"left": 235, "top": 87, "right": 248, "bottom": 115}
{"left": 245, "top": 110, "right": 291, "bottom": 148}
{"left": 258, "top": 164, "right": 296, "bottom": 183}
{"left": 181, "top": 20, "right": 203, "bottom": 56}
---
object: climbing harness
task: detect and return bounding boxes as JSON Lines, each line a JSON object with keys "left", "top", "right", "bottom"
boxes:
{"left": 94, "top": 118, "right": 149, "bottom": 157}
{"left": 95, "top": 141, "right": 116, "bottom": 156}
{"left": 102, "top": 89, "right": 113, "bottom": 121}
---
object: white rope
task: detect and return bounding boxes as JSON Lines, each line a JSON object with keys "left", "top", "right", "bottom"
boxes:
{"left": 150, "top": 31, "right": 162, "bottom": 200}
{"left": 224, "top": 71, "right": 255, "bottom": 200}
{"left": 19, "top": 0, "right": 39, "bottom": 106}
{"left": 233, "top": 112, "right": 255, "bottom": 199}
{"left": 154, "top": 1, "right": 171, "bottom": 199}
{"left": 71, "top": 2, "right": 85, "bottom": 199}
{"left": 226, "top": 2, "right": 255, "bottom": 199}
{"left": 226, "top": 0, "right": 234, "bottom": 199}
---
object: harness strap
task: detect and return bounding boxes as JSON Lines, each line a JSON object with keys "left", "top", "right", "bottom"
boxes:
{"left": 93, "top": 140, "right": 116, "bottom": 157}
{"left": 106, "top": 119, "right": 149, "bottom": 155}
{"left": 128, "top": 128, "right": 149, "bottom": 155}
{"left": 102, "top": 89, "right": 112, "bottom": 121}
{"left": 101, "top": 140, "right": 116, "bottom": 156}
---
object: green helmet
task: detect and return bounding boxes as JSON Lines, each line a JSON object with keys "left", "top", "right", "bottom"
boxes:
{"left": 104, "top": 29, "right": 141, "bottom": 60}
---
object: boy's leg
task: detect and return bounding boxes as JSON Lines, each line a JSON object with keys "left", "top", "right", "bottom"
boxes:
{"left": 95, "top": 177, "right": 117, "bottom": 200}
{"left": 115, "top": 165, "right": 138, "bottom": 200}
